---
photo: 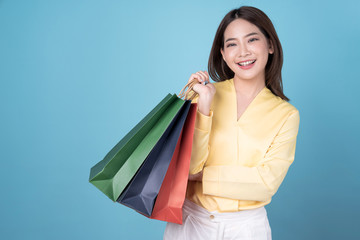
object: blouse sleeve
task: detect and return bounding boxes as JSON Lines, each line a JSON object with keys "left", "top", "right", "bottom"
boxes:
{"left": 202, "top": 110, "right": 300, "bottom": 202}
{"left": 188, "top": 91, "right": 214, "bottom": 175}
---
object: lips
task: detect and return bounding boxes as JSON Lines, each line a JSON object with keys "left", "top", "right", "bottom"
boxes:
{"left": 237, "top": 59, "right": 256, "bottom": 70}
{"left": 237, "top": 59, "right": 256, "bottom": 66}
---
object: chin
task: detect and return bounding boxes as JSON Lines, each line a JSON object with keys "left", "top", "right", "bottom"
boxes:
{"left": 233, "top": 68, "right": 265, "bottom": 81}
{"left": 234, "top": 72, "right": 260, "bottom": 80}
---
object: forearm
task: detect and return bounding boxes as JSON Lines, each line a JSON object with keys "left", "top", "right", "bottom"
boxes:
{"left": 202, "top": 163, "right": 290, "bottom": 202}
{"left": 189, "top": 109, "right": 213, "bottom": 174}
{"left": 197, "top": 95, "right": 212, "bottom": 117}
{"left": 189, "top": 94, "right": 213, "bottom": 174}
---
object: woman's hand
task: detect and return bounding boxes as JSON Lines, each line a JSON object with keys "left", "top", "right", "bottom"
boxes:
{"left": 188, "top": 170, "right": 203, "bottom": 182}
{"left": 187, "top": 71, "right": 216, "bottom": 116}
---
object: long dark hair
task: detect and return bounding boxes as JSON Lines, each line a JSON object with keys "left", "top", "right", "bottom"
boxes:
{"left": 208, "top": 6, "right": 289, "bottom": 101}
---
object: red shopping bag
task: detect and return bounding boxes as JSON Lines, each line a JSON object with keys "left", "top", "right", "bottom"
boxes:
{"left": 150, "top": 103, "right": 197, "bottom": 224}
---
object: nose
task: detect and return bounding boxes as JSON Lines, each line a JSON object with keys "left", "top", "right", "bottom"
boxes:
{"left": 238, "top": 42, "right": 250, "bottom": 57}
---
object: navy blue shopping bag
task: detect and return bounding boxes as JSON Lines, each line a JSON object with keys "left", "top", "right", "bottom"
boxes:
{"left": 117, "top": 100, "right": 192, "bottom": 216}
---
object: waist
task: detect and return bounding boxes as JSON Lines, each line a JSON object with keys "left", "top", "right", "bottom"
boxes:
{"left": 183, "top": 199, "right": 267, "bottom": 223}
{"left": 186, "top": 181, "right": 271, "bottom": 212}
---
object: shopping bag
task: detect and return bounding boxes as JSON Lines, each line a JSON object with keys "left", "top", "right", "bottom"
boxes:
{"left": 117, "top": 100, "right": 192, "bottom": 216}
{"left": 89, "top": 94, "right": 186, "bottom": 201}
{"left": 150, "top": 102, "right": 197, "bottom": 224}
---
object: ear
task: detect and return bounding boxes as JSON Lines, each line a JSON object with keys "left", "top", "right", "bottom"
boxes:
{"left": 268, "top": 40, "right": 274, "bottom": 54}
{"left": 220, "top": 48, "right": 226, "bottom": 62}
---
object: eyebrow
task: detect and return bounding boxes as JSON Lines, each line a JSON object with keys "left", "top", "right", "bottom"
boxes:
{"left": 225, "top": 32, "right": 259, "bottom": 43}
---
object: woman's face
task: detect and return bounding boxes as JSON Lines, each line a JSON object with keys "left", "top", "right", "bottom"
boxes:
{"left": 220, "top": 18, "right": 274, "bottom": 83}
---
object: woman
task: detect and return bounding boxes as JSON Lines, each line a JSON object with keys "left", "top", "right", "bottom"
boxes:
{"left": 164, "top": 6, "right": 300, "bottom": 240}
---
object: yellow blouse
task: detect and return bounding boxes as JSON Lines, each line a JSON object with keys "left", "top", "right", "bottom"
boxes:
{"left": 186, "top": 77, "right": 300, "bottom": 212}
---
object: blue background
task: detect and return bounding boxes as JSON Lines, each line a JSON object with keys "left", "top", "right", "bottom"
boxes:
{"left": 1, "top": 0, "right": 359, "bottom": 239}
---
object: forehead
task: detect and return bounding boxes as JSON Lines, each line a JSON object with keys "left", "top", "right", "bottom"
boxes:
{"left": 224, "top": 19, "right": 262, "bottom": 38}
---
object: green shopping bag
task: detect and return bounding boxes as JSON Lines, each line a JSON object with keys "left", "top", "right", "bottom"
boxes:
{"left": 89, "top": 94, "right": 185, "bottom": 201}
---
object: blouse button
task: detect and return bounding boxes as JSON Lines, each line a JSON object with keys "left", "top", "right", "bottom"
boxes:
{"left": 210, "top": 215, "right": 215, "bottom": 220}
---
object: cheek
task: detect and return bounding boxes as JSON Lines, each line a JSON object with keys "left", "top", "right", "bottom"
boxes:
{"left": 253, "top": 45, "right": 270, "bottom": 59}
{"left": 251, "top": 41, "right": 267, "bottom": 51}
{"left": 224, "top": 49, "right": 236, "bottom": 59}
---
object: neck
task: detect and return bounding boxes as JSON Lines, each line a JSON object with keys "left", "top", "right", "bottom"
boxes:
{"left": 233, "top": 76, "right": 266, "bottom": 98}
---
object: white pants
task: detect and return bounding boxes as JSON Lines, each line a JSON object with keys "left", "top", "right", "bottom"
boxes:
{"left": 163, "top": 199, "right": 272, "bottom": 240}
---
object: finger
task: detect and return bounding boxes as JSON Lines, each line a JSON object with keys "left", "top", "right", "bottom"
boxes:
{"left": 196, "top": 73, "right": 205, "bottom": 83}
{"left": 199, "top": 70, "right": 209, "bottom": 78}
{"left": 188, "top": 73, "right": 203, "bottom": 83}
{"left": 190, "top": 74, "right": 203, "bottom": 85}
{"left": 196, "top": 71, "right": 208, "bottom": 80}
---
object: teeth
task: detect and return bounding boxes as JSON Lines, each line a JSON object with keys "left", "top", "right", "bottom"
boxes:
{"left": 238, "top": 60, "right": 255, "bottom": 66}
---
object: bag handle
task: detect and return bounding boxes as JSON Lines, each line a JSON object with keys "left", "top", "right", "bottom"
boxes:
{"left": 178, "top": 78, "right": 208, "bottom": 100}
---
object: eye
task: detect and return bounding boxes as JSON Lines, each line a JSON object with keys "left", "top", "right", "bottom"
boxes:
{"left": 226, "top": 43, "right": 236, "bottom": 48}
{"left": 249, "top": 38, "right": 259, "bottom": 43}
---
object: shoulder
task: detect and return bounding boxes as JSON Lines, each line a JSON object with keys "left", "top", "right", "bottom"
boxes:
{"left": 275, "top": 95, "right": 298, "bottom": 113}
{"left": 269, "top": 91, "right": 300, "bottom": 124}
{"left": 212, "top": 79, "right": 233, "bottom": 99}
{"left": 257, "top": 89, "right": 300, "bottom": 135}
{"left": 212, "top": 79, "right": 231, "bottom": 91}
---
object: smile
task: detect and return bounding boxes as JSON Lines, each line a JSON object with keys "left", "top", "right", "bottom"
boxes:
{"left": 238, "top": 60, "right": 256, "bottom": 66}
